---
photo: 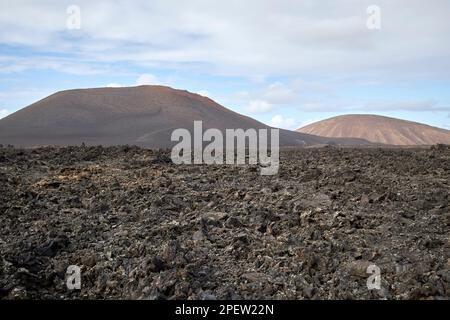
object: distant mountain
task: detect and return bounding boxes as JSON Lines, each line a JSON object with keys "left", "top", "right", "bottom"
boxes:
{"left": 0, "top": 86, "right": 369, "bottom": 148}
{"left": 297, "top": 114, "right": 450, "bottom": 145}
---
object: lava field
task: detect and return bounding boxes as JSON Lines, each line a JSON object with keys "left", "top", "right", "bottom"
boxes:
{"left": 0, "top": 145, "right": 449, "bottom": 299}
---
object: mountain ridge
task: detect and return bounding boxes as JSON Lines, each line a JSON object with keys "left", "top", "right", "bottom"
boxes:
{"left": 297, "top": 114, "right": 450, "bottom": 145}
{"left": 0, "top": 85, "right": 370, "bottom": 148}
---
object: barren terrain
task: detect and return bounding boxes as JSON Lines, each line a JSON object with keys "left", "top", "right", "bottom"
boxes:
{"left": 0, "top": 145, "right": 449, "bottom": 299}
{"left": 297, "top": 114, "right": 450, "bottom": 145}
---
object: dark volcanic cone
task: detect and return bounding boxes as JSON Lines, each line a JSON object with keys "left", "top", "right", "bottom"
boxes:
{"left": 0, "top": 86, "right": 369, "bottom": 148}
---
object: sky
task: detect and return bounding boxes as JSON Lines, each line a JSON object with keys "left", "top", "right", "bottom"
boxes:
{"left": 1, "top": 0, "right": 450, "bottom": 130}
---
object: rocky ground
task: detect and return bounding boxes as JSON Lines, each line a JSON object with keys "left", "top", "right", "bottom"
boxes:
{"left": 0, "top": 145, "right": 449, "bottom": 300}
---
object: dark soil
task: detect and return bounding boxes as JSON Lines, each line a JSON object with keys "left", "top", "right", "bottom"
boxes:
{"left": 0, "top": 145, "right": 449, "bottom": 299}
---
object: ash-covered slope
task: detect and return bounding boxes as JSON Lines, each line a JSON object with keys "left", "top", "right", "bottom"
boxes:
{"left": 297, "top": 114, "right": 450, "bottom": 146}
{"left": 0, "top": 86, "right": 369, "bottom": 148}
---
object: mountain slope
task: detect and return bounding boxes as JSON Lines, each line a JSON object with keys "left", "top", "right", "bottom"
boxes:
{"left": 297, "top": 114, "right": 450, "bottom": 146}
{"left": 0, "top": 86, "right": 369, "bottom": 148}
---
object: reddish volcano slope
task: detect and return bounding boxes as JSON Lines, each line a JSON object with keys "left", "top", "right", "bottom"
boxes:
{"left": 298, "top": 114, "right": 450, "bottom": 145}
{"left": 0, "top": 86, "right": 369, "bottom": 148}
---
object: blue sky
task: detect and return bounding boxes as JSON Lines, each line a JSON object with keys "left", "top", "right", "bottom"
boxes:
{"left": 1, "top": 0, "right": 450, "bottom": 130}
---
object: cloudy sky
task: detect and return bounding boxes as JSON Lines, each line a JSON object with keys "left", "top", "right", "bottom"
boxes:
{"left": 1, "top": 0, "right": 450, "bottom": 129}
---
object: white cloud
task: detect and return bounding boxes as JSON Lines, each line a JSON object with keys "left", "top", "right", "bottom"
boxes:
{"left": 0, "top": 108, "right": 10, "bottom": 119}
{"left": 1, "top": 0, "right": 450, "bottom": 126}
{"left": 269, "top": 115, "right": 297, "bottom": 129}
{"left": 233, "top": 82, "right": 299, "bottom": 115}
{"left": 233, "top": 80, "right": 336, "bottom": 113}
{"left": 106, "top": 74, "right": 162, "bottom": 88}
{"left": 246, "top": 100, "right": 273, "bottom": 114}
{"left": 237, "top": 78, "right": 450, "bottom": 114}
{"left": 196, "top": 90, "right": 210, "bottom": 97}
{"left": 0, "top": 55, "right": 121, "bottom": 75}
{"left": 136, "top": 73, "right": 158, "bottom": 86}
{"left": 106, "top": 83, "right": 122, "bottom": 88}
{"left": 261, "top": 82, "right": 297, "bottom": 104}
{"left": 362, "top": 100, "right": 450, "bottom": 112}
{"left": 0, "top": 1, "right": 449, "bottom": 79}
{"left": 298, "top": 118, "right": 321, "bottom": 129}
